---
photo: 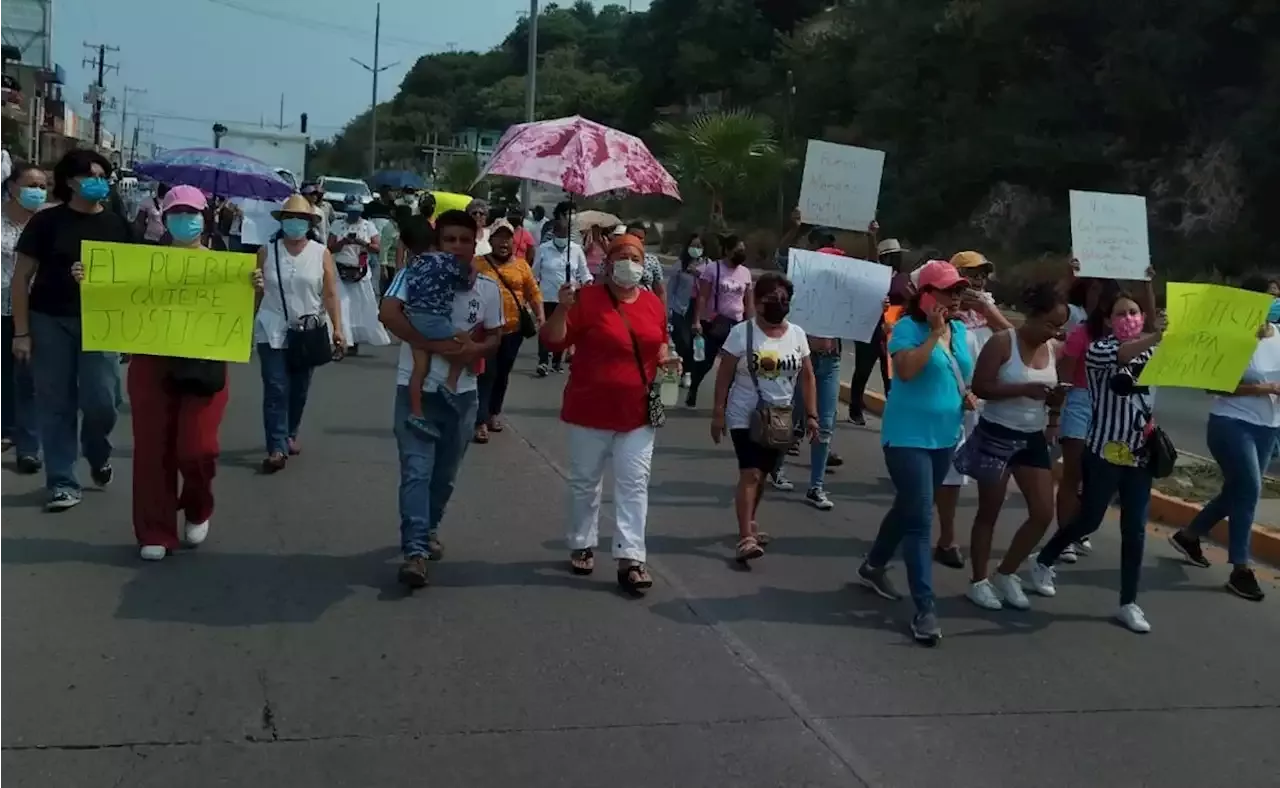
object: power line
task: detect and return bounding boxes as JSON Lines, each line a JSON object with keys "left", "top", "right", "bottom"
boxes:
{"left": 82, "top": 42, "right": 120, "bottom": 147}
{"left": 130, "top": 110, "right": 345, "bottom": 131}
{"left": 202, "top": 0, "right": 443, "bottom": 50}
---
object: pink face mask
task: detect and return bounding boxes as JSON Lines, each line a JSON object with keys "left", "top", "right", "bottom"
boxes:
{"left": 1112, "top": 314, "right": 1145, "bottom": 342}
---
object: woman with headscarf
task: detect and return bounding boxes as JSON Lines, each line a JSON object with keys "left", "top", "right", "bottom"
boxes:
{"left": 687, "top": 233, "right": 754, "bottom": 407}
{"left": 104, "top": 186, "right": 263, "bottom": 560}
{"left": 540, "top": 233, "right": 675, "bottom": 593}
{"left": 11, "top": 149, "right": 132, "bottom": 511}
{"left": 2, "top": 160, "right": 48, "bottom": 472}
{"left": 254, "top": 194, "right": 345, "bottom": 472}
{"left": 328, "top": 196, "right": 390, "bottom": 355}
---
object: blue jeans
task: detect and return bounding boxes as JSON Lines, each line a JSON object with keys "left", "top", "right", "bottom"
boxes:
{"left": 28, "top": 312, "right": 119, "bottom": 494}
{"left": 258, "top": 345, "right": 315, "bottom": 456}
{"left": 1186, "top": 413, "right": 1278, "bottom": 565}
{"left": 2, "top": 315, "right": 40, "bottom": 458}
{"left": 790, "top": 353, "right": 840, "bottom": 489}
{"left": 1039, "top": 451, "right": 1152, "bottom": 605}
{"left": 867, "top": 445, "right": 955, "bottom": 613}
{"left": 394, "top": 385, "right": 478, "bottom": 558}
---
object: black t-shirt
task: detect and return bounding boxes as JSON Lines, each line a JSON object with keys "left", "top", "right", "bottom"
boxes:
{"left": 15, "top": 203, "right": 134, "bottom": 317}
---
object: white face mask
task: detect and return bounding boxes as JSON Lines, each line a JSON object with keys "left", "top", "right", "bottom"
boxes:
{"left": 610, "top": 260, "right": 643, "bottom": 288}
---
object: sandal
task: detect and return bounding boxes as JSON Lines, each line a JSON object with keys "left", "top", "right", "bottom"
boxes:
{"left": 261, "top": 453, "right": 287, "bottom": 474}
{"left": 755, "top": 531, "right": 773, "bottom": 548}
{"left": 473, "top": 425, "right": 490, "bottom": 444}
{"left": 735, "top": 537, "right": 765, "bottom": 562}
{"left": 488, "top": 417, "right": 504, "bottom": 433}
{"left": 569, "top": 548, "right": 595, "bottom": 575}
{"left": 617, "top": 561, "right": 653, "bottom": 593}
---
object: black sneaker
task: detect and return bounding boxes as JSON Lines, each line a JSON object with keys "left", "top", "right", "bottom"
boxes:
{"left": 15, "top": 455, "right": 42, "bottom": 474}
{"left": 535, "top": 363, "right": 549, "bottom": 378}
{"left": 1226, "top": 567, "right": 1265, "bottom": 601}
{"left": 933, "top": 544, "right": 966, "bottom": 569}
{"left": 910, "top": 611, "right": 942, "bottom": 647}
{"left": 552, "top": 362, "right": 565, "bottom": 374}
{"left": 45, "top": 490, "right": 81, "bottom": 512}
{"left": 398, "top": 555, "right": 429, "bottom": 588}
{"left": 826, "top": 452, "right": 844, "bottom": 468}
{"left": 90, "top": 463, "right": 114, "bottom": 488}
{"left": 858, "top": 562, "right": 902, "bottom": 601}
{"left": 1169, "top": 530, "right": 1210, "bottom": 568}
{"left": 847, "top": 413, "right": 866, "bottom": 426}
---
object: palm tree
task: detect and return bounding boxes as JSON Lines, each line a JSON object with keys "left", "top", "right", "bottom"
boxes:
{"left": 653, "top": 109, "right": 790, "bottom": 228}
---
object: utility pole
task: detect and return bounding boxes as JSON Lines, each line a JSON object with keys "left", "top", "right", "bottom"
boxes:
{"left": 520, "top": 0, "right": 539, "bottom": 209}
{"left": 278, "top": 93, "right": 285, "bottom": 130}
{"left": 82, "top": 43, "right": 119, "bottom": 148}
{"left": 351, "top": 3, "right": 398, "bottom": 177}
{"left": 119, "top": 86, "right": 146, "bottom": 165}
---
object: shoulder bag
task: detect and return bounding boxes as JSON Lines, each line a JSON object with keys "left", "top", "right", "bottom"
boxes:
{"left": 745, "top": 319, "right": 794, "bottom": 449}
{"left": 164, "top": 357, "right": 227, "bottom": 397}
{"left": 606, "top": 287, "right": 665, "bottom": 429}
{"left": 704, "top": 262, "right": 736, "bottom": 343}
{"left": 488, "top": 258, "right": 539, "bottom": 338}
{"left": 274, "top": 239, "right": 333, "bottom": 371}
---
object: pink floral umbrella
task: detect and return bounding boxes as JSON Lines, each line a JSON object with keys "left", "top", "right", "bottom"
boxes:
{"left": 476, "top": 115, "right": 681, "bottom": 201}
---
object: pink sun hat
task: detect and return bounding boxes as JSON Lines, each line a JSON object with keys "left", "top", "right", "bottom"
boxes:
{"left": 160, "top": 184, "right": 208, "bottom": 213}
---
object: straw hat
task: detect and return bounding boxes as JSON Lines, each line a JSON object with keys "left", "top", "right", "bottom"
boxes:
{"left": 271, "top": 194, "right": 319, "bottom": 222}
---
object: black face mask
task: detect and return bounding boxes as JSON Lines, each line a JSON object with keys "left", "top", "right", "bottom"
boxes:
{"left": 729, "top": 251, "right": 747, "bottom": 266}
{"left": 760, "top": 300, "right": 790, "bottom": 324}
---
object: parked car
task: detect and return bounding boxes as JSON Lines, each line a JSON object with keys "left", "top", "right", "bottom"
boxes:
{"left": 318, "top": 176, "right": 373, "bottom": 210}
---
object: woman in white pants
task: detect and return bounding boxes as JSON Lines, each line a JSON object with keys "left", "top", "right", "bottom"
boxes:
{"left": 539, "top": 234, "right": 675, "bottom": 594}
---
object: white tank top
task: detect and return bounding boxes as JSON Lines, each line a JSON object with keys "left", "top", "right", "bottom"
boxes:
{"left": 253, "top": 238, "right": 329, "bottom": 349}
{"left": 982, "top": 329, "right": 1057, "bottom": 433}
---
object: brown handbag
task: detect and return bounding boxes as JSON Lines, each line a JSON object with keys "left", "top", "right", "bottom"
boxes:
{"left": 744, "top": 319, "right": 794, "bottom": 448}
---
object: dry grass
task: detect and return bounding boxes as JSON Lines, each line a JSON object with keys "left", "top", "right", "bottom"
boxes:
{"left": 1155, "top": 461, "right": 1280, "bottom": 503}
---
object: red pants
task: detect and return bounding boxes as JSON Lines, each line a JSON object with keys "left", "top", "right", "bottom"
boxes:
{"left": 128, "top": 355, "right": 228, "bottom": 549}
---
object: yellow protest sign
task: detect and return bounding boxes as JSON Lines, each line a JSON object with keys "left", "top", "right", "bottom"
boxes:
{"left": 79, "top": 242, "right": 256, "bottom": 363}
{"left": 1138, "top": 282, "right": 1273, "bottom": 391}
{"left": 430, "top": 191, "right": 474, "bottom": 219}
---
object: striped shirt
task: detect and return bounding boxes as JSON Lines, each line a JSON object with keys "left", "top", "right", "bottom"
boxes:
{"left": 1085, "top": 336, "right": 1156, "bottom": 466}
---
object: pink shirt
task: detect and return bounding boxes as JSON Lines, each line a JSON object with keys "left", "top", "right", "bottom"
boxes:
{"left": 698, "top": 260, "right": 752, "bottom": 322}
{"left": 1062, "top": 325, "right": 1090, "bottom": 388}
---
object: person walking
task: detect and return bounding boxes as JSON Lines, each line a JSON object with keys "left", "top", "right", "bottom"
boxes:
{"left": 1168, "top": 275, "right": 1278, "bottom": 602}
{"left": 540, "top": 233, "right": 675, "bottom": 594}
{"left": 11, "top": 149, "right": 131, "bottom": 511}
{"left": 961, "top": 283, "right": 1068, "bottom": 610}
{"left": 666, "top": 234, "right": 703, "bottom": 387}
{"left": 1, "top": 161, "right": 47, "bottom": 473}
{"left": 532, "top": 212, "right": 591, "bottom": 377}
{"left": 112, "top": 186, "right": 264, "bottom": 560}
{"left": 254, "top": 194, "right": 344, "bottom": 473}
{"left": 857, "top": 260, "right": 975, "bottom": 646}
{"left": 379, "top": 209, "right": 504, "bottom": 586}
{"left": 1031, "top": 289, "right": 1164, "bottom": 633}
{"left": 711, "top": 272, "right": 818, "bottom": 560}
{"left": 687, "top": 234, "right": 754, "bottom": 407}
{"left": 328, "top": 196, "right": 390, "bottom": 355}
{"left": 847, "top": 235, "right": 902, "bottom": 425}
{"left": 473, "top": 219, "right": 543, "bottom": 442}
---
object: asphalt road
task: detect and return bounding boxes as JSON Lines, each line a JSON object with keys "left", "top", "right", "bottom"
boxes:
{"left": 3, "top": 344, "right": 1278, "bottom": 787}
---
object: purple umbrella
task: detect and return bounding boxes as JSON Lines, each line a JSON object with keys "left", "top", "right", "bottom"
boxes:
{"left": 133, "top": 147, "right": 294, "bottom": 200}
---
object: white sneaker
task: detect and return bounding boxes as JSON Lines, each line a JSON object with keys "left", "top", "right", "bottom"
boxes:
{"left": 992, "top": 572, "right": 1030, "bottom": 610}
{"left": 967, "top": 579, "right": 1004, "bottom": 610}
{"left": 139, "top": 545, "right": 167, "bottom": 561}
{"left": 768, "top": 471, "right": 794, "bottom": 492}
{"left": 1075, "top": 537, "right": 1093, "bottom": 555}
{"left": 184, "top": 519, "right": 210, "bottom": 547}
{"left": 1059, "top": 543, "right": 1079, "bottom": 564}
{"left": 1115, "top": 603, "right": 1151, "bottom": 633}
{"left": 680, "top": 373, "right": 692, "bottom": 388}
{"left": 1028, "top": 562, "right": 1057, "bottom": 597}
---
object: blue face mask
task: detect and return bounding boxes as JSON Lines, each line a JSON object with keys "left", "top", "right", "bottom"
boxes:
{"left": 281, "top": 218, "right": 311, "bottom": 240}
{"left": 552, "top": 236, "right": 569, "bottom": 250}
{"left": 77, "top": 177, "right": 110, "bottom": 202}
{"left": 17, "top": 187, "right": 46, "bottom": 210}
{"left": 165, "top": 214, "right": 204, "bottom": 243}
{"left": 1268, "top": 298, "right": 1280, "bottom": 324}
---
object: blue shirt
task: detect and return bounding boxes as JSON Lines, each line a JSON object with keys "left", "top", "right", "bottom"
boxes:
{"left": 880, "top": 317, "right": 974, "bottom": 449}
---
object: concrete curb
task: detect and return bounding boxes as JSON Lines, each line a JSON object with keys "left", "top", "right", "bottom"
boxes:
{"left": 838, "top": 383, "right": 1280, "bottom": 568}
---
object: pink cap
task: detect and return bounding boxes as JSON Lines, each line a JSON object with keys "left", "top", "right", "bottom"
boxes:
{"left": 914, "top": 260, "right": 968, "bottom": 291}
{"left": 160, "top": 185, "right": 208, "bottom": 213}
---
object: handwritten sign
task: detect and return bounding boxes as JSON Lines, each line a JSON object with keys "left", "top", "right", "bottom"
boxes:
{"left": 1138, "top": 283, "right": 1272, "bottom": 390}
{"left": 1069, "top": 190, "right": 1151, "bottom": 280}
{"left": 798, "top": 140, "right": 885, "bottom": 232}
{"left": 788, "top": 249, "right": 892, "bottom": 342}
{"left": 80, "top": 242, "right": 256, "bottom": 362}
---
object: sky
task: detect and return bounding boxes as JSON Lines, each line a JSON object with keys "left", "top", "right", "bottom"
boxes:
{"left": 48, "top": 0, "right": 652, "bottom": 153}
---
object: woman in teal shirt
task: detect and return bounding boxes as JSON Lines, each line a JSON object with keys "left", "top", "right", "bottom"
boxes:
{"left": 858, "top": 260, "right": 974, "bottom": 646}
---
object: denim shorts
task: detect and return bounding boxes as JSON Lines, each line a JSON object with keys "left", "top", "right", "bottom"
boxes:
{"left": 409, "top": 311, "right": 457, "bottom": 341}
{"left": 1060, "top": 386, "right": 1091, "bottom": 441}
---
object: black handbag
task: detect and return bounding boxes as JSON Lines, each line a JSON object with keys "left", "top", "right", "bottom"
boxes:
{"left": 704, "top": 260, "right": 735, "bottom": 342}
{"left": 489, "top": 258, "right": 539, "bottom": 338}
{"left": 606, "top": 287, "right": 665, "bottom": 429}
{"left": 274, "top": 239, "right": 333, "bottom": 372}
{"left": 1145, "top": 423, "right": 1178, "bottom": 478}
{"left": 164, "top": 357, "right": 227, "bottom": 397}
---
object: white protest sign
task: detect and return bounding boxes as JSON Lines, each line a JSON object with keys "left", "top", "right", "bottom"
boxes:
{"left": 1069, "top": 190, "right": 1151, "bottom": 280}
{"left": 236, "top": 198, "right": 282, "bottom": 246}
{"left": 798, "top": 140, "right": 885, "bottom": 232}
{"left": 788, "top": 249, "right": 892, "bottom": 342}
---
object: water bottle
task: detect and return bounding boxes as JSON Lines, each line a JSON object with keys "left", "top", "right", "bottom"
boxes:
{"left": 692, "top": 335, "right": 706, "bottom": 363}
{"left": 660, "top": 363, "right": 680, "bottom": 407}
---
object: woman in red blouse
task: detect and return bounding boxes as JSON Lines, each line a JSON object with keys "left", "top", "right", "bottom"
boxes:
{"left": 540, "top": 234, "right": 676, "bottom": 593}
